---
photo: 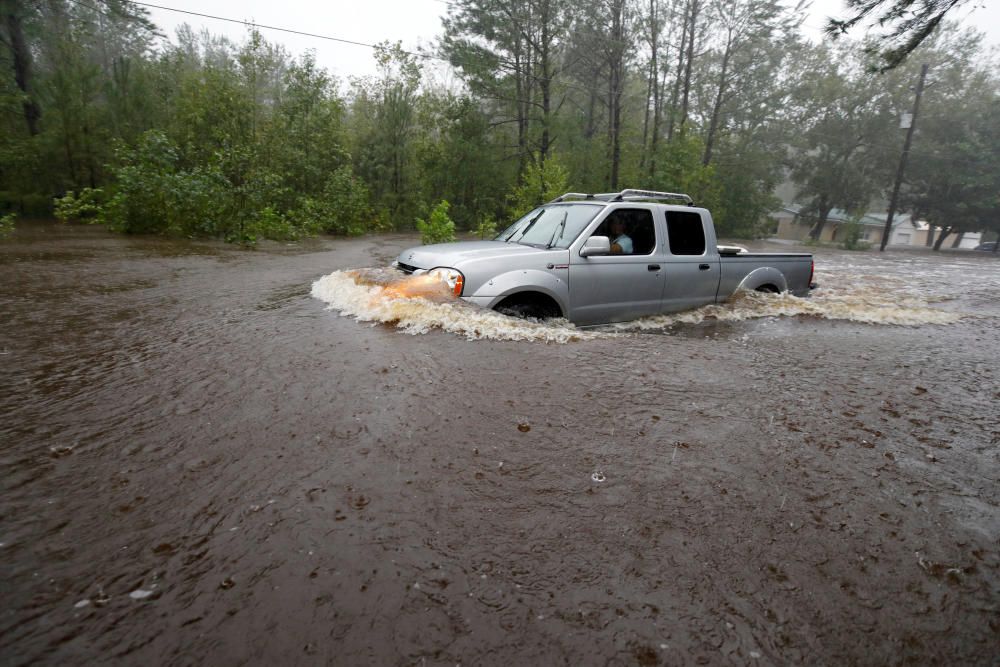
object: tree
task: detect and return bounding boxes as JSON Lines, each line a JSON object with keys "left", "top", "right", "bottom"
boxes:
{"left": 2, "top": 0, "right": 42, "bottom": 135}
{"left": 825, "top": 0, "right": 972, "bottom": 71}
{"left": 442, "top": 0, "right": 568, "bottom": 174}
{"left": 894, "top": 30, "right": 1000, "bottom": 249}
{"left": 786, "top": 45, "right": 895, "bottom": 240}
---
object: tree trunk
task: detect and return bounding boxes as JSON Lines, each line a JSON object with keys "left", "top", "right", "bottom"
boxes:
{"left": 538, "top": 0, "right": 551, "bottom": 164}
{"left": 649, "top": 65, "right": 667, "bottom": 178}
{"left": 949, "top": 231, "right": 964, "bottom": 248}
{"left": 640, "top": 0, "right": 659, "bottom": 175}
{"left": 809, "top": 201, "right": 832, "bottom": 241}
{"left": 932, "top": 226, "right": 952, "bottom": 250}
{"left": 679, "top": 0, "right": 699, "bottom": 132}
{"left": 666, "top": 2, "right": 688, "bottom": 143}
{"left": 925, "top": 225, "right": 936, "bottom": 247}
{"left": 513, "top": 39, "right": 528, "bottom": 180}
{"left": 607, "top": 0, "right": 625, "bottom": 189}
{"left": 3, "top": 1, "right": 41, "bottom": 135}
{"left": 702, "top": 35, "right": 731, "bottom": 166}
{"left": 640, "top": 59, "right": 653, "bottom": 174}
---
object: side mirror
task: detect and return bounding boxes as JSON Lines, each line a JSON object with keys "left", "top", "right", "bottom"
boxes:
{"left": 580, "top": 235, "right": 611, "bottom": 257}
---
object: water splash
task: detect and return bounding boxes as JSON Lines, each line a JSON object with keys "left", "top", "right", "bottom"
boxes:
{"left": 311, "top": 266, "right": 961, "bottom": 341}
{"left": 310, "top": 269, "right": 594, "bottom": 343}
{"left": 610, "top": 282, "right": 961, "bottom": 331}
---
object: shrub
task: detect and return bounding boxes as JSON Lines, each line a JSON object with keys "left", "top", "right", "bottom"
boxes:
{"left": 54, "top": 188, "right": 105, "bottom": 222}
{"left": 297, "top": 166, "right": 375, "bottom": 236}
{"left": 416, "top": 200, "right": 456, "bottom": 245}
{"left": 0, "top": 212, "right": 15, "bottom": 239}
{"left": 508, "top": 155, "right": 569, "bottom": 218}
{"left": 840, "top": 217, "right": 871, "bottom": 250}
{"left": 474, "top": 214, "right": 498, "bottom": 239}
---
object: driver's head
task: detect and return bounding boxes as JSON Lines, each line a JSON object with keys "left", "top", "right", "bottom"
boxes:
{"left": 611, "top": 218, "right": 626, "bottom": 234}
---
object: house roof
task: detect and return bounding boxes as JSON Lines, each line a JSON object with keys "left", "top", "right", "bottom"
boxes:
{"left": 774, "top": 204, "right": 927, "bottom": 229}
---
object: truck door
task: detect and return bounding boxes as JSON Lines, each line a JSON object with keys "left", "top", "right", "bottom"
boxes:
{"left": 661, "top": 210, "right": 721, "bottom": 313}
{"left": 568, "top": 207, "right": 665, "bottom": 325}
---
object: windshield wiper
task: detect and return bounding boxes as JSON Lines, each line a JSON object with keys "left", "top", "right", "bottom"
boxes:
{"left": 508, "top": 209, "right": 544, "bottom": 242}
{"left": 546, "top": 211, "right": 568, "bottom": 248}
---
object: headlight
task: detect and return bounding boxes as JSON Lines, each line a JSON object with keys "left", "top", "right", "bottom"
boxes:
{"left": 428, "top": 267, "right": 464, "bottom": 296}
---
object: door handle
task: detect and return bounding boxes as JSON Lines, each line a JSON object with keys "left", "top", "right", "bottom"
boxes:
{"left": 647, "top": 264, "right": 660, "bottom": 271}
{"left": 699, "top": 264, "right": 711, "bottom": 270}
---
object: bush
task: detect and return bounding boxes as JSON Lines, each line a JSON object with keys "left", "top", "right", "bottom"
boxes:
{"left": 296, "top": 166, "right": 376, "bottom": 236}
{"left": 96, "top": 131, "right": 232, "bottom": 236}
{"left": 0, "top": 212, "right": 15, "bottom": 239}
{"left": 508, "top": 155, "right": 569, "bottom": 217}
{"left": 416, "top": 200, "right": 456, "bottom": 245}
{"left": 474, "top": 214, "right": 498, "bottom": 239}
{"left": 840, "top": 218, "right": 871, "bottom": 250}
{"left": 54, "top": 188, "right": 105, "bottom": 222}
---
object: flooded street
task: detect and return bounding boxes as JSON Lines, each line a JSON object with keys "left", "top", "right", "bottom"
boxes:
{"left": 2, "top": 222, "right": 998, "bottom": 665}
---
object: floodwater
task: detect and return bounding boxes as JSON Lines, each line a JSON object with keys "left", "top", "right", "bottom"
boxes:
{"left": 2, "top": 221, "right": 998, "bottom": 665}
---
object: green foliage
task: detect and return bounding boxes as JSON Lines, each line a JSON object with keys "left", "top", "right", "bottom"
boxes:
{"left": 474, "top": 215, "right": 498, "bottom": 239}
{"left": 416, "top": 200, "right": 457, "bottom": 245}
{"left": 508, "top": 156, "right": 569, "bottom": 218}
{"left": 840, "top": 217, "right": 870, "bottom": 250}
{"left": 295, "top": 166, "right": 378, "bottom": 236}
{"left": 53, "top": 188, "right": 104, "bottom": 222}
{"left": 0, "top": 213, "right": 15, "bottom": 239}
{"left": 826, "top": 0, "right": 973, "bottom": 71}
{"left": 2, "top": 2, "right": 998, "bottom": 251}
{"left": 98, "top": 131, "right": 230, "bottom": 236}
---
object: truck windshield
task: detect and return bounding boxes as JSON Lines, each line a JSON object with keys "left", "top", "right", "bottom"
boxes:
{"left": 495, "top": 204, "right": 603, "bottom": 249}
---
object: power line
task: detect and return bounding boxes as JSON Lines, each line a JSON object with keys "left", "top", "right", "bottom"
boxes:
{"left": 80, "top": 0, "right": 447, "bottom": 63}
{"left": 63, "top": 0, "right": 995, "bottom": 173}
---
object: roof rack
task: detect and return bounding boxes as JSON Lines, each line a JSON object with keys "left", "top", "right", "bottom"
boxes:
{"left": 549, "top": 188, "right": 694, "bottom": 205}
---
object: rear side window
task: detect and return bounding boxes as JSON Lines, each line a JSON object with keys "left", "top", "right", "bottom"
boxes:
{"left": 666, "top": 211, "right": 706, "bottom": 255}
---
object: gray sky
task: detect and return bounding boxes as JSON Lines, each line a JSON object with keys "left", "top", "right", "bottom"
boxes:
{"left": 143, "top": 0, "right": 1000, "bottom": 80}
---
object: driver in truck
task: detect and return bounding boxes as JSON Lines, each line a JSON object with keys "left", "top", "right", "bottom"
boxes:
{"left": 609, "top": 217, "right": 633, "bottom": 255}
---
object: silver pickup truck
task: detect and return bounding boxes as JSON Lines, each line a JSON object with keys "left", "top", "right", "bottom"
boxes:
{"left": 393, "top": 189, "right": 814, "bottom": 326}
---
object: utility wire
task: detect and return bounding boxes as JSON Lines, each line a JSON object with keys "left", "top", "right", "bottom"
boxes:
{"left": 65, "top": 0, "right": 992, "bottom": 171}
{"left": 123, "top": 0, "right": 443, "bottom": 62}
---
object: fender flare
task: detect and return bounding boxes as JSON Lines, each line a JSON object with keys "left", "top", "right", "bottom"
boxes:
{"left": 737, "top": 267, "right": 788, "bottom": 293}
{"left": 468, "top": 269, "right": 569, "bottom": 315}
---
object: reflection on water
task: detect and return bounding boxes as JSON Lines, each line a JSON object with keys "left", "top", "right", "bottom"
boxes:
{"left": 312, "top": 252, "right": 971, "bottom": 342}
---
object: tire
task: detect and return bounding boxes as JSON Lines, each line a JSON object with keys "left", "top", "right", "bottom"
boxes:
{"left": 494, "top": 294, "right": 561, "bottom": 320}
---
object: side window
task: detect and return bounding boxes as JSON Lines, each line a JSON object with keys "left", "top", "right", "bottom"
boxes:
{"left": 590, "top": 209, "right": 656, "bottom": 255}
{"left": 666, "top": 211, "right": 706, "bottom": 255}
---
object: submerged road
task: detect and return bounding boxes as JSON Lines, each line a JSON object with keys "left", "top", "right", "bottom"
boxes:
{"left": 2, "top": 222, "right": 998, "bottom": 665}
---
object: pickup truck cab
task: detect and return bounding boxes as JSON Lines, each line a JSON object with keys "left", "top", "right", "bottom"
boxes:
{"left": 394, "top": 189, "right": 814, "bottom": 326}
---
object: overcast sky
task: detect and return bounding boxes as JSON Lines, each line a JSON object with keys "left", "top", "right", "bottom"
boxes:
{"left": 142, "top": 0, "right": 1000, "bottom": 81}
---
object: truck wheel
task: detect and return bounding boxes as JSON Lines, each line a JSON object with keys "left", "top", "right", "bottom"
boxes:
{"left": 755, "top": 284, "right": 780, "bottom": 294}
{"left": 494, "top": 293, "right": 562, "bottom": 320}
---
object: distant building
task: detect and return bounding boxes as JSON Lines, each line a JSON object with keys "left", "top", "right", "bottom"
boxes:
{"left": 770, "top": 205, "right": 982, "bottom": 248}
{"left": 771, "top": 206, "right": 889, "bottom": 245}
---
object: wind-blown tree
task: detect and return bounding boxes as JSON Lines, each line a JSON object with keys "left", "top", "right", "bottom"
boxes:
{"left": 787, "top": 44, "right": 895, "bottom": 239}
{"left": 892, "top": 28, "right": 1000, "bottom": 249}
{"left": 350, "top": 42, "right": 423, "bottom": 220}
{"left": 442, "top": 0, "right": 568, "bottom": 175}
{"left": 825, "top": 0, "right": 974, "bottom": 71}
{"left": 414, "top": 93, "right": 513, "bottom": 228}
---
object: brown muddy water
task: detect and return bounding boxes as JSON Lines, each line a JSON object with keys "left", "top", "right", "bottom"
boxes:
{"left": 2, "top": 221, "right": 998, "bottom": 666}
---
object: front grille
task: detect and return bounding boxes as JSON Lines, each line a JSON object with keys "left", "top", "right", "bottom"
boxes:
{"left": 395, "top": 261, "right": 419, "bottom": 275}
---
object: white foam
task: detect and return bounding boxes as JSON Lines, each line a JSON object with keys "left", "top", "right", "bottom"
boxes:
{"left": 610, "top": 286, "right": 961, "bottom": 331}
{"left": 311, "top": 267, "right": 961, "bottom": 340}
{"left": 310, "top": 270, "right": 594, "bottom": 343}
